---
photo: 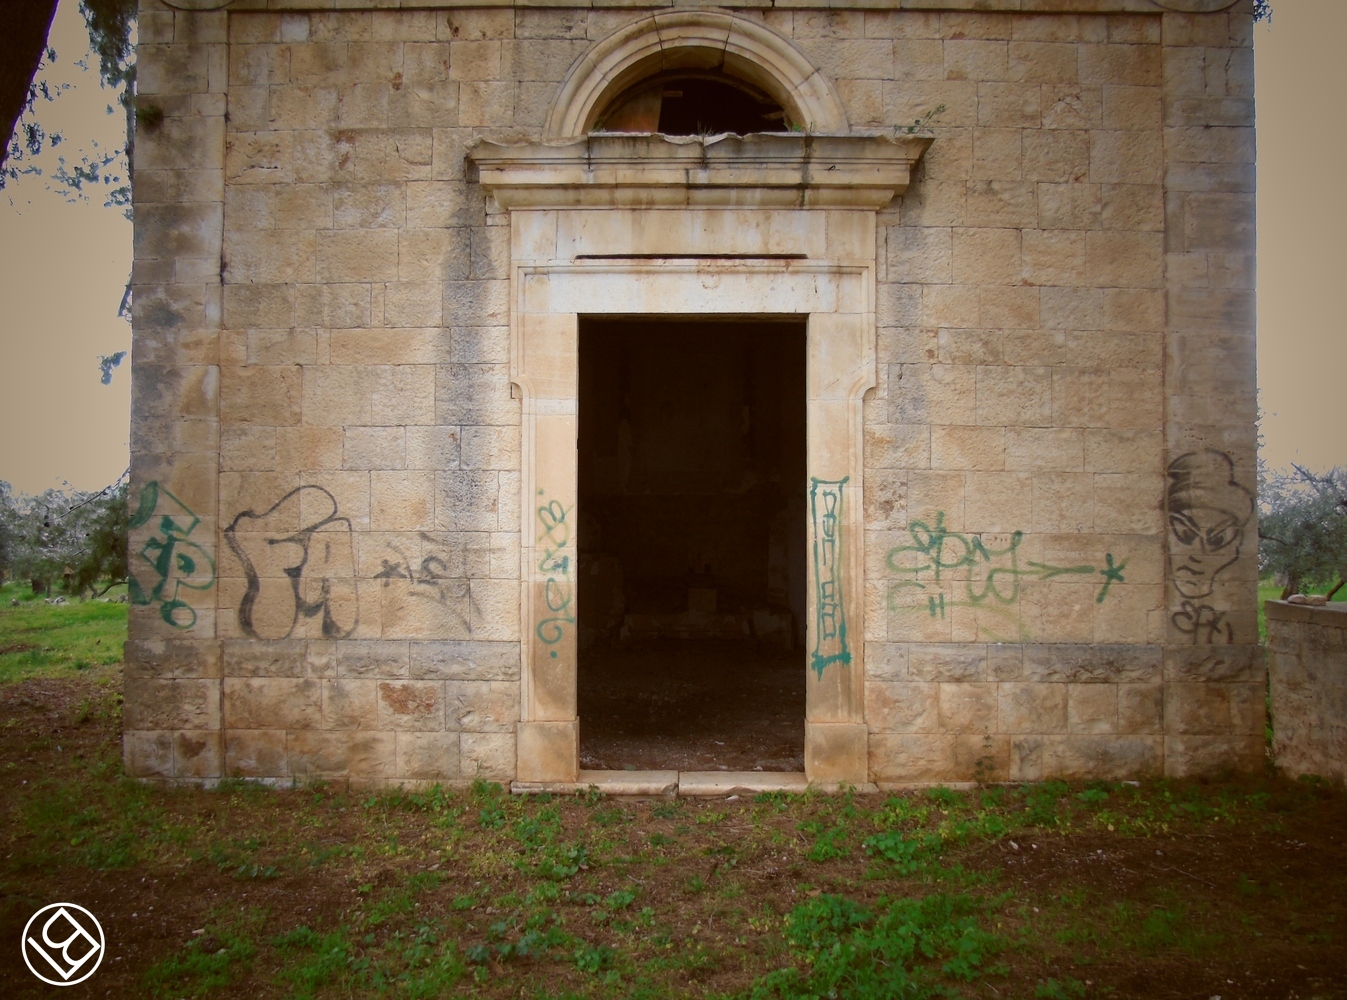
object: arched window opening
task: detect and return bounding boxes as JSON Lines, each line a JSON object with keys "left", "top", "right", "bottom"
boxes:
{"left": 594, "top": 71, "right": 790, "bottom": 136}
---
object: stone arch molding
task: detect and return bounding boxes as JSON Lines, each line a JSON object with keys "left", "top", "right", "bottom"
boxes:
{"left": 543, "top": 11, "right": 850, "bottom": 140}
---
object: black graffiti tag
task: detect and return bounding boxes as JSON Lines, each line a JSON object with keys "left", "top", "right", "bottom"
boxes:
{"left": 374, "top": 532, "right": 468, "bottom": 607}
{"left": 224, "top": 486, "right": 358, "bottom": 640}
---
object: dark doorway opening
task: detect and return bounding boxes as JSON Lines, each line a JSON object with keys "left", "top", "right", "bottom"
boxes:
{"left": 577, "top": 318, "right": 807, "bottom": 772}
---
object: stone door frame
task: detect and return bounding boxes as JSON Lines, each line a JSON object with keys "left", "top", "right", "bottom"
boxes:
{"left": 467, "top": 10, "right": 930, "bottom": 784}
{"left": 505, "top": 210, "right": 880, "bottom": 786}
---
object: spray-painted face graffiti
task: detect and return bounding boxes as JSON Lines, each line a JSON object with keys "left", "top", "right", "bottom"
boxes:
{"left": 1169, "top": 508, "right": 1246, "bottom": 599}
{"left": 1166, "top": 450, "right": 1253, "bottom": 644}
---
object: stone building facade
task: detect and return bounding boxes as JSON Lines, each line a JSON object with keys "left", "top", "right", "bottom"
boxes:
{"left": 125, "top": 0, "right": 1262, "bottom": 789}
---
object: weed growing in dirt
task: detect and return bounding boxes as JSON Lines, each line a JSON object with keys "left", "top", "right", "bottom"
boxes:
{"left": 3, "top": 679, "right": 1345, "bottom": 999}
{"left": 1035, "top": 977, "right": 1087, "bottom": 998}
{"left": 143, "top": 910, "right": 263, "bottom": 997}
{"left": 746, "top": 892, "right": 1004, "bottom": 998}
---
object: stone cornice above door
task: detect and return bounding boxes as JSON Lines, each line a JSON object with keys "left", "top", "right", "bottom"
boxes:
{"left": 468, "top": 133, "right": 931, "bottom": 212}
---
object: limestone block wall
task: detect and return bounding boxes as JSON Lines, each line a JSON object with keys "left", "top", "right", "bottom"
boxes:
{"left": 125, "top": 0, "right": 1261, "bottom": 787}
{"left": 1269, "top": 601, "right": 1347, "bottom": 785}
{"left": 850, "top": 2, "right": 1263, "bottom": 783}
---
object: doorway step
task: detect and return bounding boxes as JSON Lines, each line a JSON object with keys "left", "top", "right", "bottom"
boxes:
{"left": 511, "top": 770, "right": 878, "bottom": 797}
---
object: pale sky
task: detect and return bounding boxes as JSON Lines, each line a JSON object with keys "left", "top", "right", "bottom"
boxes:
{"left": 0, "top": 0, "right": 1341, "bottom": 496}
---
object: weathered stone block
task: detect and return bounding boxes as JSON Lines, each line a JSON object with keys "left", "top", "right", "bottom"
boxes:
{"left": 1118, "top": 683, "right": 1163, "bottom": 734}
{"left": 445, "top": 680, "right": 519, "bottom": 732}
{"left": 987, "top": 644, "right": 1023, "bottom": 680}
{"left": 908, "top": 644, "right": 986, "bottom": 682}
{"left": 377, "top": 680, "right": 445, "bottom": 731}
{"left": 998, "top": 682, "right": 1067, "bottom": 734}
{"left": 865, "top": 423, "right": 931, "bottom": 470}
{"left": 323, "top": 679, "right": 379, "bottom": 730}
{"left": 1163, "top": 644, "right": 1264, "bottom": 683}
{"left": 124, "top": 731, "right": 175, "bottom": 779}
{"left": 806, "top": 722, "right": 868, "bottom": 786}
{"left": 1036, "top": 735, "right": 1162, "bottom": 780}
{"left": 124, "top": 679, "right": 222, "bottom": 731}
{"left": 963, "top": 471, "right": 1034, "bottom": 532}
{"left": 276, "top": 427, "right": 344, "bottom": 471}
{"left": 516, "top": 720, "right": 577, "bottom": 783}
{"left": 938, "top": 682, "right": 998, "bottom": 733}
{"left": 869, "top": 734, "right": 955, "bottom": 783}
{"left": 289, "top": 730, "right": 395, "bottom": 779}
{"left": 371, "top": 471, "right": 435, "bottom": 531}
{"left": 225, "top": 677, "right": 322, "bottom": 730}
{"left": 410, "top": 641, "right": 520, "bottom": 680}
{"left": 219, "top": 366, "right": 301, "bottom": 427}
{"left": 224, "top": 729, "right": 288, "bottom": 778}
{"left": 1023, "top": 644, "right": 1162, "bottom": 683}
{"left": 396, "top": 732, "right": 461, "bottom": 780}
{"left": 125, "top": 639, "right": 223, "bottom": 679}
{"left": 461, "top": 732, "right": 515, "bottom": 780}
{"left": 223, "top": 639, "right": 309, "bottom": 678}
{"left": 975, "top": 366, "right": 1052, "bottom": 427}
{"left": 173, "top": 730, "right": 223, "bottom": 779}
{"left": 1164, "top": 682, "right": 1232, "bottom": 736}
{"left": 1067, "top": 683, "right": 1118, "bottom": 734}
{"left": 1164, "top": 735, "right": 1263, "bottom": 777}
{"left": 890, "top": 363, "right": 976, "bottom": 425}
{"left": 866, "top": 681, "right": 938, "bottom": 733}
{"left": 931, "top": 424, "right": 1005, "bottom": 471}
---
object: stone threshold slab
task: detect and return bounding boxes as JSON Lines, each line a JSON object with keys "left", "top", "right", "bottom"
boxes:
{"left": 512, "top": 771, "right": 878, "bottom": 797}
{"left": 679, "top": 771, "right": 809, "bottom": 796}
{"left": 512, "top": 770, "right": 679, "bottom": 797}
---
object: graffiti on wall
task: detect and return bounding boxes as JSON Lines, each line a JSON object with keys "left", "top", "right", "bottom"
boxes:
{"left": 374, "top": 532, "right": 469, "bottom": 607}
{"left": 1166, "top": 450, "right": 1253, "bottom": 645}
{"left": 535, "top": 492, "right": 573, "bottom": 658}
{"left": 810, "top": 477, "right": 851, "bottom": 678}
{"left": 885, "top": 512, "right": 1126, "bottom": 641}
{"left": 127, "top": 481, "right": 216, "bottom": 628}
{"left": 224, "top": 486, "right": 358, "bottom": 640}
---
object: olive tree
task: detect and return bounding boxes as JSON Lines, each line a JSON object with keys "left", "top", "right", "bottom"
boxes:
{"left": 0, "top": 477, "right": 128, "bottom": 596}
{"left": 1259, "top": 464, "right": 1347, "bottom": 600}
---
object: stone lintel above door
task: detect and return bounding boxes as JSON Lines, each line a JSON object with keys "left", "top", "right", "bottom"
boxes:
{"left": 468, "top": 133, "right": 931, "bottom": 212}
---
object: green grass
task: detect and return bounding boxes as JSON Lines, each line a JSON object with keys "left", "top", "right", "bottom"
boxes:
{"left": 0, "top": 580, "right": 127, "bottom": 681}
{"left": 3, "top": 585, "right": 1344, "bottom": 996}
{"left": 3, "top": 704, "right": 1342, "bottom": 1000}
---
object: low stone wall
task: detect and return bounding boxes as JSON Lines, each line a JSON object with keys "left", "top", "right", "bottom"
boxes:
{"left": 1268, "top": 601, "right": 1347, "bottom": 784}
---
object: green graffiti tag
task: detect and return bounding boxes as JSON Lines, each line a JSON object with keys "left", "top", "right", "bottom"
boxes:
{"left": 127, "top": 481, "right": 215, "bottom": 629}
{"left": 810, "top": 477, "right": 851, "bottom": 678}
{"left": 885, "top": 512, "right": 1125, "bottom": 638}
{"left": 535, "top": 493, "right": 574, "bottom": 657}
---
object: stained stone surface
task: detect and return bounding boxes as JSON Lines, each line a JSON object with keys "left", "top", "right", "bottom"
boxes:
{"left": 1268, "top": 601, "right": 1347, "bottom": 786}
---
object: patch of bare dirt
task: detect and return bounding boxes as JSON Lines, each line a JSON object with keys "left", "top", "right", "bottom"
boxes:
{"left": 0, "top": 670, "right": 1344, "bottom": 999}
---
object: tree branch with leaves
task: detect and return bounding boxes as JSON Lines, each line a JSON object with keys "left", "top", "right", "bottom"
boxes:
{"left": 2, "top": 0, "right": 137, "bottom": 210}
{"left": 1259, "top": 464, "right": 1347, "bottom": 600}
